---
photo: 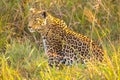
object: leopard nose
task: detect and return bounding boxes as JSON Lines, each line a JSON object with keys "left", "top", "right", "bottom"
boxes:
{"left": 28, "top": 25, "right": 32, "bottom": 31}
{"left": 28, "top": 26, "right": 32, "bottom": 31}
{"left": 28, "top": 25, "right": 31, "bottom": 29}
{"left": 28, "top": 27, "right": 35, "bottom": 32}
{"left": 28, "top": 23, "right": 32, "bottom": 28}
{"left": 28, "top": 21, "right": 33, "bottom": 28}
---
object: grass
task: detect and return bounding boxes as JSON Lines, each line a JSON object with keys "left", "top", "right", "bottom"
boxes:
{"left": 0, "top": 0, "right": 120, "bottom": 80}
{"left": 1, "top": 39, "right": 120, "bottom": 80}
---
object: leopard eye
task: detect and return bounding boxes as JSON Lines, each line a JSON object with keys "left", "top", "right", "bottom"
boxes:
{"left": 41, "top": 11, "right": 47, "bottom": 18}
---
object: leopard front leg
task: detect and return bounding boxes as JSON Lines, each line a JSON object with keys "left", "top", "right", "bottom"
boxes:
{"left": 48, "top": 52, "right": 65, "bottom": 69}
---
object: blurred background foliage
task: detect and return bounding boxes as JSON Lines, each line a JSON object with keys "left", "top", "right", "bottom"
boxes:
{"left": 0, "top": 0, "right": 120, "bottom": 79}
{"left": 0, "top": 0, "right": 120, "bottom": 52}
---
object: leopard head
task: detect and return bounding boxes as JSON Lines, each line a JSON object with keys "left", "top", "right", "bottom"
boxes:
{"left": 28, "top": 8, "right": 53, "bottom": 33}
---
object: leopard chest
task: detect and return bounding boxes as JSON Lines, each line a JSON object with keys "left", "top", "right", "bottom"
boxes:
{"left": 42, "top": 35, "right": 63, "bottom": 55}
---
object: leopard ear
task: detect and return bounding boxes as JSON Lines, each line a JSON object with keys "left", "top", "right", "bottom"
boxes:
{"left": 42, "top": 11, "right": 47, "bottom": 18}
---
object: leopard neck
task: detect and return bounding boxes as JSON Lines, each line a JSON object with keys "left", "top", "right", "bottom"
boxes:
{"left": 48, "top": 15, "right": 68, "bottom": 29}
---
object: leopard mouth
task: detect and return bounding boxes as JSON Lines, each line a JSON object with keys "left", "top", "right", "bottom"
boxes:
{"left": 28, "top": 27, "right": 45, "bottom": 33}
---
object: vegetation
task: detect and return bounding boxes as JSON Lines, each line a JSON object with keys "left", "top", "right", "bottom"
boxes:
{"left": 0, "top": 0, "right": 120, "bottom": 80}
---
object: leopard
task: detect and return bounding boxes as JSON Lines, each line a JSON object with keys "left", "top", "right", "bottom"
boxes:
{"left": 28, "top": 8, "right": 104, "bottom": 68}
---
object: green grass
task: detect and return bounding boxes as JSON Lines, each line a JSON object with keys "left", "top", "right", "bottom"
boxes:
{"left": 1, "top": 39, "right": 120, "bottom": 80}
{"left": 0, "top": 0, "right": 120, "bottom": 80}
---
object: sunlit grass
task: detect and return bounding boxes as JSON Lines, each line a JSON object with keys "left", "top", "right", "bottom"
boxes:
{"left": 0, "top": 39, "right": 119, "bottom": 80}
{"left": 0, "top": 0, "right": 120, "bottom": 80}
